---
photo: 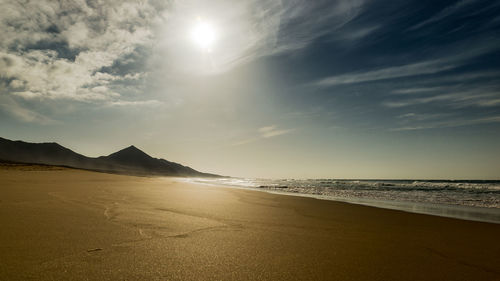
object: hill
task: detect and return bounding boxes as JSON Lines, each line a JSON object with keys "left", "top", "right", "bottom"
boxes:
{"left": 0, "top": 137, "right": 219, "bottom": 177}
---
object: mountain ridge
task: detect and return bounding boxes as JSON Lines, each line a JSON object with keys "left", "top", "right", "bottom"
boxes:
{"left": 0, "top": 137, "right": 220, "bottom": 177}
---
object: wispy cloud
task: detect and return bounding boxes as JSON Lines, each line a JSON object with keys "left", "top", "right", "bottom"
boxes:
{"left": 106, "top": 100, "right": 163, "bottom": 107}
{"left": 232, "top": 125, "right": 294, "bottom": 146}
{"left": 265, "top": 0, "right": 366, "bottom": 54}
{"left": 407, "top": 0, "right": 478, "bottom": 31}
{"left": 391, "top": 115, "right": 500, "bottom": 131}
{"left": 315, "top": 59, "right": 458, "bottom": 87}
{"left": 342, "top": 25, "right": 380, "bottom": 40}
{"left": 392, "top": 87, "right": 446, "bottom": 95}
{"left": 396, "top": 112, "right": 452, "bottom": 121}
{"left": 383, "top": 87, "right": 500, "bottom": 109}
{"left": 258, "top": 125, "right": 294, "bottom": 138}
{"left": 418, "top": 71, "right": 500, "bottom": 84}
{"left": 156, "top": 0, "right": 367, "bottom": 74}
{"left": 0, "top": 97, "right": 56, "bottom": 125}
{"left": 313, "top": 42, "right": 498, "bottom": 87}
{"left": 386, "top": 82, "right": 500, "bottom": 131}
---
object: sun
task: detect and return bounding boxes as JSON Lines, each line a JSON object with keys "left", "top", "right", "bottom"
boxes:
{"left": 191, "top": 19, "right": 216, "bottom": 51}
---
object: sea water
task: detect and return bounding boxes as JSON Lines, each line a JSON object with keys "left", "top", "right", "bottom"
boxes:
{"left": 187, "top": 178, "right": 500, "bottom": 223}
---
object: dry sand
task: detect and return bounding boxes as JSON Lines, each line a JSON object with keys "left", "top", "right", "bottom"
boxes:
{"left": 1, "top": 165, "right": 499, "bottom": 281}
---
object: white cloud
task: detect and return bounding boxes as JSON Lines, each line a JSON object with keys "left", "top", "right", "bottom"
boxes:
{"left": 343, "top": 25, "right": 380, "bottom": 40}
{"left": 155, "top": 0, "right": 366, "bottom": 74}
{"left": 9, "top": 79, "right": 24, "bottom": 89}
{"left": 259, "top": 125, "right": 294, "bottom": 138}
{"left": 408, "top": 0, "right": 478, "bottom": 31}
{"left": 0, "top": 0, "right": 158, "bottom": 102}
{"left": 62, "top": 21, "right": 89, "bottom": 49}
{"left": 391, "top": 116, "right": 500, "bottom": 131}
{"left": 313, "top": 42, "right": 499, "bottom": 87}
{"left": 258, "top": 126, "right": 276, "bottom": 133}
{"left": 383, "top": 87, "right": 500, "bottom": 109}
{"left": 384, "top": 80, "right": 500, "bottom": 131}
{"left": 107, "top": 100, "right": 163, "bottom": 107}
{"left": 0, "top": 97, "right": 56, "bottom": 125}
{"left": 233, "top": 125, "right": 294, "bottom": 146}
{"left": 384, "top": 71, "right": 500, "bottom": 91}
{"left": 392, "top": 87, "right": 445, "bottom": 95}
{"left": 397, "top": 112, "right": 451, "bottom": 121}
{"left": 0, "top": 0, "right": 369, "bottom": 104}
{"left": 315, "top": 59, "right": 458, "bottom": 87}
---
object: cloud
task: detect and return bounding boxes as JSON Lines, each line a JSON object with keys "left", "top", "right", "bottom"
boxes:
{"left": 0, "top": 0, "right": 369, "bottom": 105}
{"left": 107, "top": 100, "right": 163, "bottom": 107}
{"left": 408, "top": 0, "right": 478, "bottom": 31}
{"left": 383, "top": 86, "right": 500, "bottom": 109}
{"left": 0, "top": 0, "right": 158, "bottom": 102}
{"left": 397, "top": 112, "right": 452, "bottom": 121}
{"left": 418, "top": 71, "right": 500, "bottom": 84}
{"left": 233, "top": 125, "right": 294, "bottom": 146}
{"left": 156, "top": 0, "right": 366, "bottom": 74}
{"left": 0, "top": 97, "right": 56, "bottom": 125}
{"left": 258, "top": 125, "right": 294, "bottom": 138}
{"left": 385, "top": 82, "right": 500, "bottom": 131}
{"left": 315, "top": 59, "right": 458, "bottom": 87}
{"left": 390, "top": 116, "right": 500, "bottom": 131}
{"left": 313, "top": 41, "right": 499, "bottom": 87}
{"left": 342, "top": 25, "right": 380, "bottom": 40}
{"left": 392, "top": 87, "right": 445, "bottom": 95}
{"left": 264, "top": 0, "right": 366, "bottom": 54}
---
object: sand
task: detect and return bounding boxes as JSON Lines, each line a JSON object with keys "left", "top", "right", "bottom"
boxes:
{"left": 1, "top": 165, "right": 499, "bottom": 281}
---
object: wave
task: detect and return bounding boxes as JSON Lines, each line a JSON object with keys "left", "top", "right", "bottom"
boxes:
{"left": 187, "top": 178, "right": 500, "bottom": 209}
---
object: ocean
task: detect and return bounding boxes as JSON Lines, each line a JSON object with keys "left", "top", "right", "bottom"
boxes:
{"left": 186, "top": 178, "right": 500, "bottom": 224}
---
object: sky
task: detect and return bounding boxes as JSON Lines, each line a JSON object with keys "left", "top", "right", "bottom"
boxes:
{"left": 1, "top": 0, "right": 500, "bottom": 179}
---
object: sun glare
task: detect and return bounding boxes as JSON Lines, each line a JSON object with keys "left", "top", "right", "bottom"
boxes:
{"left": 191, "top": 20, "right": 216, "bottom": 51}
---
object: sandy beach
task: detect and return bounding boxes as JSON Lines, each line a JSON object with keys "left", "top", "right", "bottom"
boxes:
{"left": 1, "top": 165, "right": 499, "bottom": 281}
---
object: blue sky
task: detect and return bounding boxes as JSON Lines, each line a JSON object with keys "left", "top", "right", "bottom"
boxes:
{"left": 1, "top": 0, "right": 499, "bottom": 179}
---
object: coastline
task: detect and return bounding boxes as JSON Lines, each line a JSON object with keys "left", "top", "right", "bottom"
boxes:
{"left": 185, "top": 178, "right": 500, "bottom": 224}
{"left": 1, "top": 166, "right": 500, "bottom": 280}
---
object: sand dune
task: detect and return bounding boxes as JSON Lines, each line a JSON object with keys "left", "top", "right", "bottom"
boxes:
{"left": 1, "top": 165, "right": 499, "bottom": 280}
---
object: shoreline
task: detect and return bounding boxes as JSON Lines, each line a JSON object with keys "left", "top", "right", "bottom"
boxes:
{"left": 264, "top": 190, "right": 500, "bottom": 224}
{"left": 183, "top": 178, "right": 500, "bottom": 224}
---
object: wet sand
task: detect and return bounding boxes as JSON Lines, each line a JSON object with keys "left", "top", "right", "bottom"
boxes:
{"left": 1, "top": 165, "right": 499, "bottom": 280}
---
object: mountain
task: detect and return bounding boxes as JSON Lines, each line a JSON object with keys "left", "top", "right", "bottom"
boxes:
{"left": 98, "top": 145, "right": 208, "bottom": 176}
{"left": 0, "top": 137, "right": 219, "bottom": 177}
{"left": 0, "top": 137, "right": 95, "bottom": 168}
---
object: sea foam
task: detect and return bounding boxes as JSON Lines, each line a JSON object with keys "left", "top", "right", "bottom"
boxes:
{"left": 186, "top": 178, "right": 500, "bottom": 223}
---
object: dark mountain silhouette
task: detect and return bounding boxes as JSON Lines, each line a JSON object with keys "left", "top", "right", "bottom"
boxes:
{"left": 98, "top": 145, "right": 207, "bottom": 176}
{"left": 105, "top": 145, "right": 153, "bottom": 164}
{"left": 0, "top": 137, "right": 219, "bottom": 177}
